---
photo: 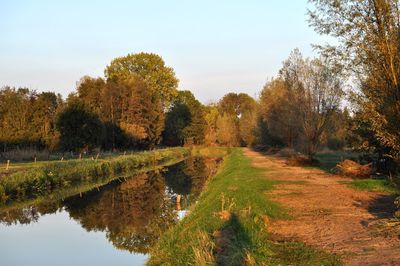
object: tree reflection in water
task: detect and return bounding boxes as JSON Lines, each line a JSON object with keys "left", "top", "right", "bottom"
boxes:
{"left": 0, "top": 157, "right": 220, "bottom": 254}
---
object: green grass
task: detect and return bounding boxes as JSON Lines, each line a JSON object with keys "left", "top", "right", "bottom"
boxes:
{"left": 339, "top": 179, "right": 399, "bottom": 195}
{"left": 148, "top": 148, "right": 342, "bottom": 265}
{"left": 0, "top": 147, "right": 191, "bottom": 206}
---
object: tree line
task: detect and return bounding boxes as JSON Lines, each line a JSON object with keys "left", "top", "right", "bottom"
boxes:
{"left": 0, "top": 53, "right": 259, "bottom": 154}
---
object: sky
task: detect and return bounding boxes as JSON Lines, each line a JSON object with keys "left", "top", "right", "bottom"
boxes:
{"left": 0, "top": 0, "right": 329, "bottom": 103}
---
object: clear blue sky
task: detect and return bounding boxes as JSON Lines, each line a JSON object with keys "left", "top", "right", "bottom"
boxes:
{"left": 0, "top": 0, "right": 327, "bottom": 103}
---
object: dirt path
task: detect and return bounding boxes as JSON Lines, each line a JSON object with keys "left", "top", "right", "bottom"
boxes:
{"left": 244, "top": 149, "right": 400, "bottom": 266}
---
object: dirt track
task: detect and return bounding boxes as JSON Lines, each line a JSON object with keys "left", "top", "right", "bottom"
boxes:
{"left": 244, "top": 149, "right": 400, "bottom": 266}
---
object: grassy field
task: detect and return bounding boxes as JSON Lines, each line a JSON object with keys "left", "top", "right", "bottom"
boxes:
{"left": 0, "top": 147, "right": 191, "bottom": 207}
{"left": 148, "top": 148, "right": 341, "bottom": 265}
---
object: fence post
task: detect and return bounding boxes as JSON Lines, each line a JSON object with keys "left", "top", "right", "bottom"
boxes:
{"left": 6, "top": 160, "right": 10, "bottom": 171}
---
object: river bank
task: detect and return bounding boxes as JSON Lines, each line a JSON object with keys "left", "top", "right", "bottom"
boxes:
{"left": 0, "top": 148, "right": 191, "bottom": 207}
{"left": 148, "top": 148, "right": 340, "bottom": 265}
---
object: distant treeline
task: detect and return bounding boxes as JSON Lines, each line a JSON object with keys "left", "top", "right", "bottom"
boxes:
{"left": 0, "top": 53, "right": 260, "bottom": 154}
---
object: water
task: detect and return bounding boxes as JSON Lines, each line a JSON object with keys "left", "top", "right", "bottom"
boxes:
{"left": 0, "top": 157, "right": 220, "bottom": 266}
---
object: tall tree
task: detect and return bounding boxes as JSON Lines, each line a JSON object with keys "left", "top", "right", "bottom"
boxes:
{"left": 218, "top": 92, "right": 257, "bottom": 146}
{"left": 216, "top": 113, "right": 240, "bottom": 147}
{"left": 283, "top": 50, "right": 343, "bottom": 156}
{"left": 163, "top": 91, "right": 206, "bottom": 146}
{"left": 308, "top": 0, "right": 400, "bottom": 161}
{"left": 104, "top": 52, "right": 179, "bottom": 108}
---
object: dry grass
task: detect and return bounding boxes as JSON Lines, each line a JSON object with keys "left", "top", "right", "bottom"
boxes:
{"left": 336, "top": 159, "right": 372, "bottom": 178}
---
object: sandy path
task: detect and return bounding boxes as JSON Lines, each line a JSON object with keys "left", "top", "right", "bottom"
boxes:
{"left": 244, "top": 149, "right": 400, "bottom": 266}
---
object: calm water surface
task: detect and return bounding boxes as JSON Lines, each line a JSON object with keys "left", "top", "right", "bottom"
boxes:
{"left": 0, "top": 157, "right": 220, "bottom": 266}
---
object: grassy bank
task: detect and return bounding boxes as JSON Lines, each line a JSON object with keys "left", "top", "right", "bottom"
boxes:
{"left": 148, "top": 148, "right": 341, "bottom": 265}
{"left": 0, "top": 147, "right": 190, "bottom": 206}
{"left": 339, "top": 179, "right": 399, "bottom": 195}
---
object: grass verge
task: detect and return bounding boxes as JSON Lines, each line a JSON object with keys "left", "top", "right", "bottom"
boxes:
{"left": 0, "top": 147, "right": 190, "bottom": 206}
{"left": 339, "top": 179, "right": 399, "bottom": 195}
{"left": 148, "top": 148, "right": 341, "bottom": 265}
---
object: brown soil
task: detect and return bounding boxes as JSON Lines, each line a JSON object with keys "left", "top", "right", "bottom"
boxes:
{"left": 244, "top": 148, "right": 400, "bottom": 266}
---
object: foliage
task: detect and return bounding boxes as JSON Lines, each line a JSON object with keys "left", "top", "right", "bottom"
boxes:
{"left": 76, "top": 71, "right": 165, "bottom": 150}
{"left": 0, "top": 87, "right": 62, "bottom": 151}
{"left": 258, "top": 49, "right": 344, "bottom": 157}
{"left": 309, "top": 0, "right": 400, "bottom": 165}
{"left": 218, "top": 93, "right": 258, "bottom": 147}
{"left": 216, "top": 113, "right": 240, "bottom": 147}
{"left": 104, "top": 52, "right": 179, "bottom": 107}
{"left": 163, "top": 91, "right": 206, "bottom": 146}
{"left": 56, "top": 101, "right": 104, "bottom": 152}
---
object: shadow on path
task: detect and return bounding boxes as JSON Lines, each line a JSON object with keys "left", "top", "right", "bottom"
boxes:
{"left": 213, "top": 213, "right": 252, "bottom": 266}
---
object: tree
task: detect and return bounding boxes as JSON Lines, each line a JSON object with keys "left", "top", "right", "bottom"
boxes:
{"left": 76, "top": 76, "right": 106, "bottom": 116}
{"left": 204, "top": 104, "right": 219, "bottom": 146}
{"left": 163, "top": 103, "right": 191, "bottom": 146}
{"left": 0, "top": 87, "right": 63, "bottom": 151}
{"left": 30, "top": 92, "right": 62, "bottom": 150}
{"left": 75, "top": 74, "right": 165, "bottom": 150}
{"left": 308, "top": 0, "right": 400, "bottom": 162}
{"left": 216, "top": 113, "right": 240, "bottom": 146}
{"left": 163, "top": 91, "right": 206, "bottom": 146}
{"left": 258, "top": 50, "right": 343, "bottom": 157}
{"left": 56, "top": 102, "right": 104, "bottom": 152}
{"left": 104, "top": 52, "right": 179, "bottom": 108}
{"left": 119, "top": 76, "right": 165, "bottom": 149}
{"left": 218, "top": 92, "right": 257, "bottom": 146}
{"left": 259, "top": 78, "right": 300, "bottom": 148}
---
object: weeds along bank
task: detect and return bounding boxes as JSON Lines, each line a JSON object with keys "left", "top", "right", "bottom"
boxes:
{"left": 0, "top": 148, "right": 191, "bottom": 207}
{"left": 148, "top": 148, "right": 340, "bottom": 265}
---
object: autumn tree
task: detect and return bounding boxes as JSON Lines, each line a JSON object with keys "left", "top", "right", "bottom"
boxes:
{"left": 218, "top": 92, "right": 257, "bottom": 146}
{"left": 216, "top": 113, "right": 240, "bottom": 146}
{"left": 0, "top": 87, "right": 62, "bottom": 151}
{"left": 258, "top": 50, "right": 343, "bottom": 157}
{"left": 122, "top": 76, "right": 164, "bottom": 149}
{"left": 203, "top": 104, "right": 219, "bottom": 146}
{"left": 309, "top": 0, "right": 400, "bottom": 163}
{"left": 280, "top": 50, "right": 344, "bottom": 157}
{"left": 104, "top": 52, "right": 179, "bottom": 108}
{"left": 259, "top": 78, "right": 300, "bottom": 148}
